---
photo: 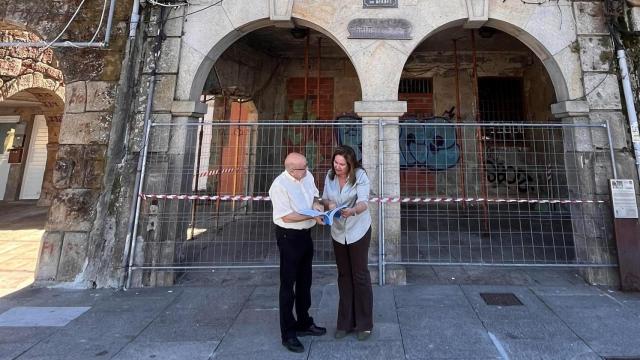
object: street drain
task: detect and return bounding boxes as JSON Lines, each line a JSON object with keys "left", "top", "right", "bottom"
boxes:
{"left": 480, "top": 293, "right": 523, "bottom": 306}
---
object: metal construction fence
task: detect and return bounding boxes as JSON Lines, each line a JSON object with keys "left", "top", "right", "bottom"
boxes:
{"left": 126, "top": 120, "right": 619, "bottom": 286}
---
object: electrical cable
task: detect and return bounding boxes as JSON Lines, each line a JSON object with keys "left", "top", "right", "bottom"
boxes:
{"left": 42, "top": 0, "right": 87, "bottom": 50}
{"left": 88, "top": 0, "right": 109, "bottom": 44}
{"left": 143, "top": 0, "right": 224, "bottom": 23}
{"left": 148, "top": 0, "right": 189, "bottom": 8}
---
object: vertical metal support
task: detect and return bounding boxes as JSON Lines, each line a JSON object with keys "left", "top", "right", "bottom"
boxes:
{"left": 317, "top": 38, "right": 321, "bottom": 119}
{"left": 470, "top": 30, "right": 490, "bottom": 233}
{"left": 616, "top": 49, "right": 640, "bottom": 182}
{"left": 378, "top": 120, "right": 385, "bottom": 286}
{"left": 303, "top": 33, "right": 310, "bottom": 120}
{"left": 453, "top": 39, "right": 467, "bottom": 207}
{"left": 605, "top": 120, "right": 618, "bottom": 179}
{"left": 125, "top": 78, "right": 156, "bottom": 289}
{"left": 103, "top": 0, "right": 117, "bottom": 46}
{"left": 190, "top": 117, "right": 205, "bottom": 240}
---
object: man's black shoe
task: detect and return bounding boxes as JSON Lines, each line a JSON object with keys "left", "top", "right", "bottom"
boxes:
{"left": 297, "top": 324, "right": 327, "bottom": 337}
{"left": 282, "top": 337, "right": 304, "bottom": 353}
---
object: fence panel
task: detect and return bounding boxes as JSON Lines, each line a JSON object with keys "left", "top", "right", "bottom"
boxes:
{"left": 131, "top": 121, "right": 369, "bottom": 275}
{"left": 128, "top": 120, "right": 619, "bottom": 285}
{"left": 386, "top": 120, "right": 617, "bottom": 266}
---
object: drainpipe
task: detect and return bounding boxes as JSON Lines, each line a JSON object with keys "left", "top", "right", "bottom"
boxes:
{"left": 124, "top": 6, "right": 164, "bottom": 289}
{"left": 616, "top": 50, "right": 640, "bottom": 181}
{"left": 0, "top": 0, "right": 117, "bottom": 48}
{"left": 130, "top": 0, "right": 141, "bottom": 39}
{"left": 610, "top": 25, "right": 640, "bottom": 182}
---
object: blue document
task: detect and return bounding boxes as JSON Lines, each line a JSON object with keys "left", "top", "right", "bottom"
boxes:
{"left": 299, "top": 205, "right": 347, "bottom": 226}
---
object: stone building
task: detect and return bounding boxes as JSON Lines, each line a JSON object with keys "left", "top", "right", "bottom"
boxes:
{"left": 1, "top": 0, "right": 639, "bottom": 288}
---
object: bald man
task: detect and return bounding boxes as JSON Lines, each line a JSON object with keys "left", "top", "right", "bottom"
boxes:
{"left": 269, "top": 153, "right": 327, "bottom": 353}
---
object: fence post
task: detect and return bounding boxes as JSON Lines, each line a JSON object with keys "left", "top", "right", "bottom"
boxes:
{"left": 355, "top": 100, "right": 407, "bottom": 285}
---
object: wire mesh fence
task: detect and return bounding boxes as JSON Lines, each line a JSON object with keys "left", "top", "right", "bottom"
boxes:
{"left": 133, "top": 121, "right": 373, "bottom": 274}
{"left": 129, "top": 119, "right": 618, "bottom": 283}
{"left": 387, "top": 120, "right": 617, "bottom": 266}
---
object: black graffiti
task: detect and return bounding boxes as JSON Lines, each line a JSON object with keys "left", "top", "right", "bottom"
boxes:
{"left": 486, "top": 159, "right": 536, "bottom": 193}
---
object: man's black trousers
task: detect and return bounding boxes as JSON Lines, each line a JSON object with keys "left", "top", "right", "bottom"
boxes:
{"left": 275, "top": 225, "right": 314, "bottom": 341}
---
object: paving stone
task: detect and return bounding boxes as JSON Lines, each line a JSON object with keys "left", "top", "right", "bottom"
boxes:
{"left": 0, "top": 342, "right": 38, "bottom": 360}
{"left": 0, "top": 307, "right": 90, "bottom": 327}
{"left": 136, "top": 316, "right": 233, "bottom": 343}
{"left": 211, "top": 308, "right": 314, "bottom": 359}
{"left": 539, "top": 294, "right": 640, "bottom": 356}
{"left": 308, "top": 340, "right": 405, "bottom": 360}
{"left": 501, "top": 339, "right": 601, "bottom": 360}
{"left": 244, "top": 285, "right": 323, "bottom": 311}
{"left": 397, "top": 307, "right": 501, "bottom": 359}
{"left": 112, "top": 341, "right": 219, "bottom": 360}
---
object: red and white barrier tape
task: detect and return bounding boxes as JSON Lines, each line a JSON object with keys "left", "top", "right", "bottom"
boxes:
{"left": 196, "top": 168, "right": 241, "bottom": 178}
{"left": 139, "top": 194, "right": 606, "bottom": 204}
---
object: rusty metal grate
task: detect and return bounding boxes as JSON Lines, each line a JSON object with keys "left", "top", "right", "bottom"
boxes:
{"left": 480, "top": 293, "right": 523, "bottom": 306}
{"left": 399, "top": 78, "right": 433, "bottom": 94}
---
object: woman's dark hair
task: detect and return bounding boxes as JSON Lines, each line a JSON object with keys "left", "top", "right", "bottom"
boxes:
{"left": 328, "top": 145, "right": 361, "bottom": 185}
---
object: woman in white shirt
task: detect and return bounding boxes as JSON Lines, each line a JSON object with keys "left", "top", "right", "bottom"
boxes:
{"left": 322, "top": 145, "right": 373, "bottom": 341}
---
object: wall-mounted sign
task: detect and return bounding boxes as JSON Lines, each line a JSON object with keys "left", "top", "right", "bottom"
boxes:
{"left": 347, "top": 18, "right": 412, "bottom": 40}
{"left": 363, "top": 0, "right": 398, "bottom": 8}
{"left": 610, "top": 179, "right": 639, "bottom": 219}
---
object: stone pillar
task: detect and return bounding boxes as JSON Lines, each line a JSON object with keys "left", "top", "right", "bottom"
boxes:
{"left": 38, "top": 115, "right": 61, "bottom": 206}
{"left": 3, "top": 113, "right": 34, "bottom": 201}
{"left": 35, "top": 80, "right": 114, "bottom": 285}
{"left": 131, "top": 101, "right": 207, "bottom": 287}
{"left": 551, "top": 100, "right": 618, "bottom": 285}
{"left": 355, "top": 100, "right": 407, "bottom": 285}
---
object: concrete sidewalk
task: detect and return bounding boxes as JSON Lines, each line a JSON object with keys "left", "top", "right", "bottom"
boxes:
{"left": 0, "top": 269, "right": 639, "bottom": 360}
{"left": 0, "top": 202, "right": 47, "bottom": 297}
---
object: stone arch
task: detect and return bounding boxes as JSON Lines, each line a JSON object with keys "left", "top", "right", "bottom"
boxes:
{"left": 0, "top": 26, "right": 65, "bottom": 205}
{"left": 404, "top": 18, "right": 572, "bottom": 103}
{"left": 178, "top": 14, "right": 363, "bottom": 102}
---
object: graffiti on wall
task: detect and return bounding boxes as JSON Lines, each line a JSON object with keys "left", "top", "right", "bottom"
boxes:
{"left": 485, "top": 156, "right": 537, "bottom": 194}
{"left": 336, "top": 116, "right": 362, "bottom": 161}
{"left": 334, "top": 117, "right": 461, "bottom": 170}
{"left": 399, "top": 118, "right": 460, "bottom": 170}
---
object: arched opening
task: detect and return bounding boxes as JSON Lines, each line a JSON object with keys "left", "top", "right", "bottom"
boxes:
{"left": 136, "top": 23, "right": 362, "bottom": 286}
{"left": 0, "top": 29, "right": 65, "bottom": 296}
{"left": 396, "top": 24, "right": 587, "bottom": 268}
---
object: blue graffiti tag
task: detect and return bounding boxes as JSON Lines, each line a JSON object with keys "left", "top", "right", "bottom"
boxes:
{"left": 400, "top": 118, "right": 460, "bottom": 170}
{"left": 336, "top": 116, "right": 460, "bottom": 170}
{"left": 336, "top": 117, "right": 363, "bottom": 161}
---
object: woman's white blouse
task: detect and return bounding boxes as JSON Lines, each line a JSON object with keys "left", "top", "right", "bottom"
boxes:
{"left": 322, "top": 168, "right": 372, "bottom": 244}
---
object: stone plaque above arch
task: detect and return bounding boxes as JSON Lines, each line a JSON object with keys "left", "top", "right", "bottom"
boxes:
{"left": 270, "top": 0, "right": 293, "bottom": 21}
{"left": 464, "top": 0, "right": 489, "bottom": 29}
{"left": 348, "top": 18, "right": 412, "bottom": 40}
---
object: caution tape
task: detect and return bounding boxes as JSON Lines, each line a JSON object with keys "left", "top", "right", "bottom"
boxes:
{"left": 139, "top": 194, "right": 606, "bottom": 204}
{"left": 196, "top": 168, "right": 242, "bottom": 178}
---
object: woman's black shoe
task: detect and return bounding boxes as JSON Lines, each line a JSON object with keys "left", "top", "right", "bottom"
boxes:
{"left": 282, "top": 337, "right": 304, "bottom": 353}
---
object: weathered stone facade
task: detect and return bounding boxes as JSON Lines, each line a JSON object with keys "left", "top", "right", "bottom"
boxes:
{"left": 2, "top": 0, "right": 639, "bottom": 288}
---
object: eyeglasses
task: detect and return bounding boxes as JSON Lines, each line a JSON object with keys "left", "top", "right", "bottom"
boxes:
{"left": 288, "top": 167, "right": 308, "bottom": 176}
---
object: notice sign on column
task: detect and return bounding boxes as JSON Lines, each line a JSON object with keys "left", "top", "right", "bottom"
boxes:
{"left": 610, "top": 179, "right": 639, "bottom": 219}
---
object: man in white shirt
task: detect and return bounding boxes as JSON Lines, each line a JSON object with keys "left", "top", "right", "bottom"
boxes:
{"left": 269, "top": 152, "right": 327, "bottom": 353}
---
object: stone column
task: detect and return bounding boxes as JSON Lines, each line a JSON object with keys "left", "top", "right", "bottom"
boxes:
{"left": 355, "top": 100, "right": 407, "bottom": 285}
{"left": 38, "top": 115, "right": 61, "bottom": 206}
{"left": 132, "top": 101, "right": 207, "bottom": 287}
{"left": 551, "top": 100, "right": 618, "bottom": 285}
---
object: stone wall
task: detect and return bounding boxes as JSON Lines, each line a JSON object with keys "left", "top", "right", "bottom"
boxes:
{"left": 2, "top": 0, "right": 135, "bottom": 287}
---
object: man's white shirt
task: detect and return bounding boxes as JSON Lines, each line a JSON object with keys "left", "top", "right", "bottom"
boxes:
{"left": 269, "top": 170, "right": 319, "bottom": 230}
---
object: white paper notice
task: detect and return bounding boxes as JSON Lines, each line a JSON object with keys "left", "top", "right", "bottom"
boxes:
{"left": 610, "top": 179, "right": 639, "bottom": 219}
